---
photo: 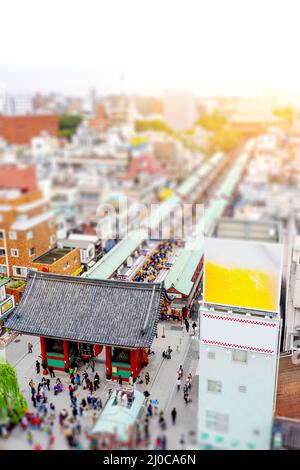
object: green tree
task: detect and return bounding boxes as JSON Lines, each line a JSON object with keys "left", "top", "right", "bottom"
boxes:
{"left": 59, "top": 114, "right": 83, "bottom": 140}
{"left": 209, "top": 125, "right": 241, "bottom": 152}
{"left": 135, "top": 119, "right": 172, "bottom": 134}
{"left": 196, "top": 110, "right": 241, "bottom": 153}
{"left": 0, "top": 360, "right": 28, "bottom": 425}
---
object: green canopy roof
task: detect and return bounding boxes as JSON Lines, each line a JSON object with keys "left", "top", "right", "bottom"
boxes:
{"left": 91, "top": 389, "right": 145, "bottom": 441}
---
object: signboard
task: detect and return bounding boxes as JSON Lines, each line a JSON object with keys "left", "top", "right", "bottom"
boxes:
{"left": 204, "top": 237, "right": 283, "bottom": 312}
{"left": 1, "top": 298, "right": 14, "bottom": 316}
{"left": 200, "top": 310, "right": 279, "bottom": 355}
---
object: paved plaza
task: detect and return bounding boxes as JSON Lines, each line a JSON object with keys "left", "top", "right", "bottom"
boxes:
{"left": 1, "top": 320, "right": 200, "bottom": 450}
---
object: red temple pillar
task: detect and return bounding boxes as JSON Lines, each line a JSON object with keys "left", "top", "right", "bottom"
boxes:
{"left": 63, "top": 340, "right": 69, "bottom": 370}
{"left": 40, "top": 336, "right": 48, "bottom": 375}
{"left": 141, "top": 348, "right": 149, "bottom": 366}
{"left": 130, "top": 349, "right": 138, "bottom": 378}
{"left": 105, "top": 346, "right": 112, "bottom": 379}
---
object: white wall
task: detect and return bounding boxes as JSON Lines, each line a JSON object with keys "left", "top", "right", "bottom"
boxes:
{"left": 198, "top": 342, "right": 279, "bottom": 449}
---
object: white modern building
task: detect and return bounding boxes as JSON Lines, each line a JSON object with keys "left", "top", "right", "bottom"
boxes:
{"left": 163, "top": 90, "right": 196, "bottom": 131}
{"left": 2, "top": 94, "right": 34, "bottom": 115}
{"left": 284, "top": 212, "right": 300, "bottom": 352}
{"left": 198, "top": 219, "right": 283, "bottom": 450}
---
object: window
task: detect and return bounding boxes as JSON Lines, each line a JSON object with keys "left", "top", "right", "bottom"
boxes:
{"left": 206, "top": 411, "right": 229, "bottom": 433}
{"left": 207, "top": 380, "right": 222, "bottom": 393}
{"left": 0, "top": 249, "right": 5, "bottom": 256}
{"left": 238, "top": 384, "right": 247, "bottom": 393}
{"left": 74, "top": 257, "right": 78, "bottom": 264}
{"left": 13, "top": 266, "right": 28, "bottom": 277}
{"left": 11, "top": 249, "right": 19, "bottom": 257}
{"left": 232, "top": 349, "right": 248, "bottom": 364}
{"left": 50, "top": 235, "right": 56, "bottom": 245}
{"left": 9, "top": 231, "right": 17, "bottom": 240}
{"left": 0, "top": 231, "right": 4, "bottom": 240}
{"left": 29, "top": 247, "right": 35, "bottom": 257}
{"left": 27, "top": 231, "right": 33, "bottom": 240}
{"left": 207, "top": 351, "right": 216, "bottom": 360}
{"left": 0, "top": 265, "right": 7, "bottom": 275}
{"left": 64, "top": 262, "right": 70, "bottom": 270}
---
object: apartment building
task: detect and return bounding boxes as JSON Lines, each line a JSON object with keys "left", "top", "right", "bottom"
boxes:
{"left": 0, "top": 164, "right": 57, "bottom": 278}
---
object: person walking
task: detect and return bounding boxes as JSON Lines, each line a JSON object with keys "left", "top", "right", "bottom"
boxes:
{"left": 188, "top": 372, "right": 192, "bottom": 389}
{"left": 167, "top": 346, "right": 173, "bottom": 358}
{"left": 46, "top": 378, "right": 50, "bottom": 391}
{"left": 161, "top": 434, "right": 167, "bottom": 450}
{"left": 184, "top": 391, "right": 190, "bottom": 404}
{"left": 179, "top": 433, "right": 185, "bottom": 450}
{"left": 48, "top": 366, "right": 55, "bottom": 378}
{"left": 50, "top": 403, "right": 55, "bottom": 417}
{"left": 72, "top": 406, "right": 78, "bottom": 420}
{"left": 185, "top": 318, "right": 190, "bottom": 333}
{"left": 35, "top": 360, "right": 41, "bottom": 374}
{"left": 178, "top": 365, "right": 183, "bottom": 379}
{"left": 29, "top": 379, "right": 35, "bottom": 390}
{"left": 28, "top": 342, "right": 33, "bottom": 353}
{"left": 145, "top": 372, "right": 150, "bottom": 386}
{"left": 171, "top": 407, "right": 177, "bottom": 425}
{"left": 31, "top": 394, "right": 37, "bottom": 408}
{"left": 94, "top": 372, "right": 100, "bottom": 390}
{"left": 192, "top": 321, "right": 197, "bottom": 336}
{"left": 177, "top": 377, "right": 181, "bottom": 391}
{"left": 27, "top": 429, "right": 33, "bottom": 446}
{"left": 147, "top": 403, "right": 153, "bottom": 417}
{"left": 75, "top": 374, "right": 81, "bottom": 387}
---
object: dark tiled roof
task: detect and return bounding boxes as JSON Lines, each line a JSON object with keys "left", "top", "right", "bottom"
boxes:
{"left": 6, "top": 271, "right": 164, "bottom": 349}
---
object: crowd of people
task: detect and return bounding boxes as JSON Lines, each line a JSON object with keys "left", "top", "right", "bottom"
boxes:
{"left": 25, "top": 362, "right": 105, "bottom": 450}
{"left": 14, "top": 311, "right": 198, "bottom": 450}
{"left": 133, "top": 240, "right": 179, "bottom": 283}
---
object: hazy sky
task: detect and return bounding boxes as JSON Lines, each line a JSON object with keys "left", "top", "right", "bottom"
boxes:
{"left": 1, "top": 0, "right": 300, "bottom": 96}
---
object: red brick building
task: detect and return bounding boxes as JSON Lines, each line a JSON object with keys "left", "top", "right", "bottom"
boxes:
{"left": 0, "top": 164, "right": 83, "bottom": 280}
{"left": 0, "top": 114, "right": 58, "bottom": 144}
{"left": 0, "top": 164, "right": 57, "bottom": 278}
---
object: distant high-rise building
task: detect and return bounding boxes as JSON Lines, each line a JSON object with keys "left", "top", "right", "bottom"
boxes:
{"left": 89, "top": 88, "right": 98, "bottom": 115}
{"left": 4, "top": 94, "right": 34, "bottom": 116}
{"left": 163, "top": 90, "right": 196, "bottom": 131}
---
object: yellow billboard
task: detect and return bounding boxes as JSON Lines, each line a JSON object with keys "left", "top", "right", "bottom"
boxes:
{"left": 204, "top": 237, "right": 283, "bottom": 312}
